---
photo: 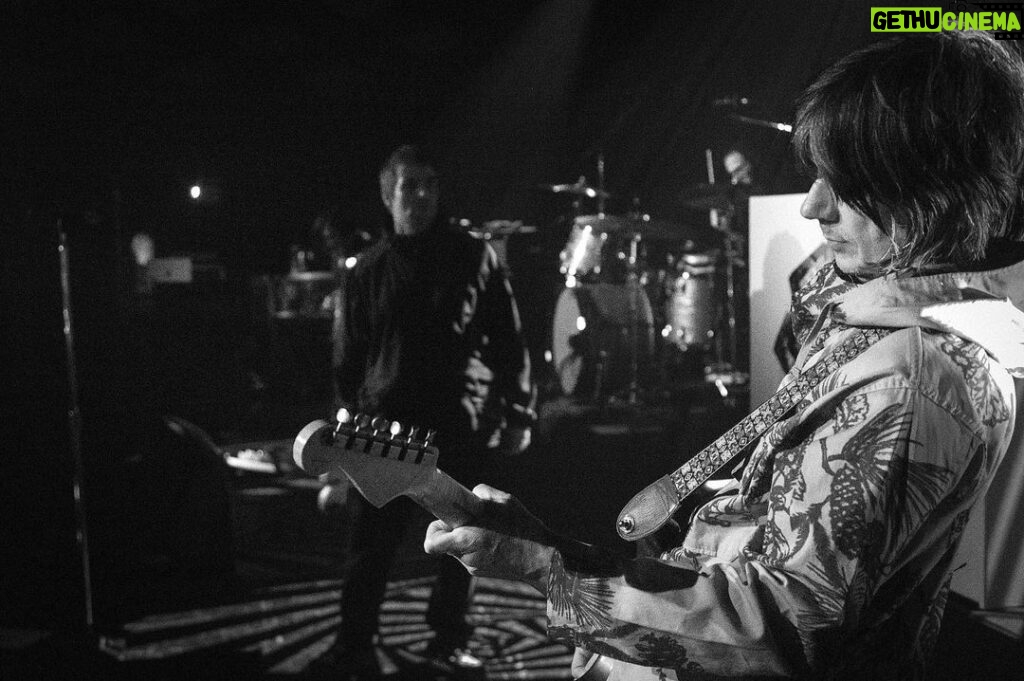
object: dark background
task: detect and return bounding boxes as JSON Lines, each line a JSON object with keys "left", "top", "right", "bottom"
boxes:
{"left": 2, "top": 0, "right": 971, "bottom": 645}
{"left": 4, "top": 0, "right": 884, "bottom": 264}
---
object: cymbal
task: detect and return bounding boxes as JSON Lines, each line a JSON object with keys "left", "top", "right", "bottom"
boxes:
{"left": 574, "top": 214, "right": 698, "bottom": 240}
{"left": 729, "top": 112, "right": 793, "bottom": 134}
{"left": 635, "top": 218, "right": 700, "bottom": 241}
{"left": 539, "top": 181, "right": 613, "bottom": 199}
{"left": 572, "top": 214, "right": 630, "bottom": 231}
{"left": 461, "top": 219, "right": 538, "bottom": 238}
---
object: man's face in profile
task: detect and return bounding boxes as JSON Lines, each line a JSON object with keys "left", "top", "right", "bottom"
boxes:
{"left": 384, "top": 163, "right": 440, "bottom": 235}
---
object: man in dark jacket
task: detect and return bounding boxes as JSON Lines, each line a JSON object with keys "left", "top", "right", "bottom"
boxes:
{"left": 321, "top": 145, "right": 536, "bottom": 679}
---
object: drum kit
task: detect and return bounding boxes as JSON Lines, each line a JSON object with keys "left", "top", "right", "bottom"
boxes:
{"left": 461, "top": 164, "right": 750, "bottom": 408}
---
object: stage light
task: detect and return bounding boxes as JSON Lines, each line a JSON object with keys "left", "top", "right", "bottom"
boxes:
{"left": 190, "top": 185, "right": 202, "bottom": 200}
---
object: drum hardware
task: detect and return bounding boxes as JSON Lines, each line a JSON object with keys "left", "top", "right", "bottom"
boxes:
{"left": 456, "top": 218, "right": 539, "bottom": 238}
{"left": 272, "top": 270, "right": 337, "bottom": 320}
{"left": 548, "top": 154, "right": 736, "bottom": 404}
{"left": 702, "top": 217, "right": 749, "bottom": 391}
{"left": 455, "top": 218, "right": 539, "bottom": 274}
{"left": 569, "top": 213, "right": 696, "bottom": 239}
{"left": 571, "top": 214, "right": 630, "bottom": 232}
{"left": 677, "top": 182, "right": 740, "bottom": 213}
{"left": 674, "top": 176, "right": 750, "bottom": 389}
{"left": 634, "top": 216, "right": 701, "bottom": 242}
{"left": 553, "top": 204, "right": 715, "bottom": 403}
{"left": 593, "top": 349, "right": 608, "bottom": 404}
{"left": 538, "top": 178, "right": 614, "bottom": 201}
{"left": 728, "top": 112, "right": 793, "bottom": 134}
{"left": 709, "top": 230, "right": 748, "bottom": 388}
{"left": 558, "top": 213, "right": 699, "bottom": 285}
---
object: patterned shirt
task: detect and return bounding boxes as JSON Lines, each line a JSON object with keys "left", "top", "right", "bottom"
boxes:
{"left": 548, "top": 260, "right": 1020, "bottom": 680}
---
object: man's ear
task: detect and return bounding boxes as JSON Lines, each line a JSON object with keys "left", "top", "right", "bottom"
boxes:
{"left": 380, "top": 185, "right": 392, "bottom": 208}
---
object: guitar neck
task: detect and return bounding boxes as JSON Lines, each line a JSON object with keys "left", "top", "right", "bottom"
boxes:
{"left": 406, "top": 467, "right": 482, "bottom": 529}
{"left": 293, "top": 419, "right": 485, "bottom": 529}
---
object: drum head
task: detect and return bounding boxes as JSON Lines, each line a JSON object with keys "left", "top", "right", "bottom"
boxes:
{"left": 550, "top": 283, "right": 653, "bottom": 398}
{"left": 552, "top": 287, "right": 585, "bottom": 396}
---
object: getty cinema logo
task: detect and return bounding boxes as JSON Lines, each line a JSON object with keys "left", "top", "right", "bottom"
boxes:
{"left": 871, "top": 4, "right": 1023, "bottom": 38}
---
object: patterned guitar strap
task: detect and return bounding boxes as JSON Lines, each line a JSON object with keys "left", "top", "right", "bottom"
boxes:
{"left": 616, "top": 326, "right": 893, "bottom": 542}
{"left": 569, "top": 327, "right": 891, "bottom": 681}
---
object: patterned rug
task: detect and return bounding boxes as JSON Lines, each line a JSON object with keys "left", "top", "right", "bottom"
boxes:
{"left": 100, "top": 576, "right": 573, "bottom": 679}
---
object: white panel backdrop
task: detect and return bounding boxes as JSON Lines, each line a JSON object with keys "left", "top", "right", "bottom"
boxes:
{"left": 747, "top": 194, "right": 824, "bottom": 406}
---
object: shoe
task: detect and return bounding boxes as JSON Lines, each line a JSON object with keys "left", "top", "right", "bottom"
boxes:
{"left": 306, "top": 642, "right": 381, "bottom": 681}
{"left": 423, "top": 640, "right": 485, "bottom": 677}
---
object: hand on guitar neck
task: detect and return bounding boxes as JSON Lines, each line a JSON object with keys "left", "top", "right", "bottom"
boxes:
{"left": 293, "top": 409, "right": 563, "bottom": 593}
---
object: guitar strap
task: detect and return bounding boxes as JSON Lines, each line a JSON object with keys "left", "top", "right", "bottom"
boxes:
{"left": 616, "top": 326, "right": 893, "bottom": 539}
{"left": 567, "top": 326, "right": 893, "bottom": 681}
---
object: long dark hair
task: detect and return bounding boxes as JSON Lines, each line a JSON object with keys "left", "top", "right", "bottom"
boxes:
{"left": 794, "top": 32, "right": 1024, "bottom": 271}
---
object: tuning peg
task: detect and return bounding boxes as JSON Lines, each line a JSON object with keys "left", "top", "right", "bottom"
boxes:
{"left": 370, "top": 416, "right": 389, "bottom": 436}
{"left": 424, "top": 429, "right": 437, "bottom": 446}
{"left": 408, "top": 426, "right": 421, "bottom": 442}
{"left": 389, "top": 421, "right": 403, "bottom": 438}
{"left": 333, "top": 407, "right": 354, "bottom": 438}
{"left": 355, "top": 413, "right": 372, "bottom": 430}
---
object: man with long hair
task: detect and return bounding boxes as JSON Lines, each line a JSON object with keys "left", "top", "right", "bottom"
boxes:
{"left": 426, "top": 32, "right": 1024, "bottom": 679}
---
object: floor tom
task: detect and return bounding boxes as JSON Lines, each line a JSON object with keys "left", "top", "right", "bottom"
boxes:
{"left": 663, "top": 253, "right": 717, "bottom": 351}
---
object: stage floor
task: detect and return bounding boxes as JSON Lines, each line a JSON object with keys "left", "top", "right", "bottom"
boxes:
{"left": 4, "top": 395, "right": 1021, "bottom": 679}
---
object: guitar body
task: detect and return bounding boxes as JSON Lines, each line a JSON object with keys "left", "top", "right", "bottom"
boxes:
{"left": 572, "top": 478, "right": 734, "bottom": 681}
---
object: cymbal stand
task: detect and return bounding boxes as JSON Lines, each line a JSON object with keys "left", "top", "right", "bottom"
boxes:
{"left": 723, "top": 230, "right": 740, "bottom": 371}
{"left": 625, "top": 229, "right": 642, "bottom": 406}
{"left": 571, "top": 183, "right": 583, "bottom": 217}
{"left": 706, "top": 211, "right": 748, "bottom": 392}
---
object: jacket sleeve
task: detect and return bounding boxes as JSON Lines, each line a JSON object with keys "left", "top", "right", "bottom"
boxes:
{"left": 545, "top": 380, "right": 991, "bottom": 678}
{"left": 332, "top": 268, "right": 368, "bottom": 410}
{"left": 476, "top": 245, "right": 536, "bottom": 428}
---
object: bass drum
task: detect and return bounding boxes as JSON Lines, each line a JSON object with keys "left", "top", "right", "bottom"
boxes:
{"left": 558, "top": 221, "right": 608, "bottom": 281}
{"left": 551, "top": 283, "right": 654, "bottom": 399}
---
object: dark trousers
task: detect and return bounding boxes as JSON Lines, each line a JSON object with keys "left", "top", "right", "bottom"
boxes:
{"left": 338, "top": 492, "right": 474, "bottom": 649}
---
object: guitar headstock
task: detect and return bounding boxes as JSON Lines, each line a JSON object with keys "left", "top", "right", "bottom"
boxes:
{"left": 293, "top": 409, "right": 441, "bottom": 507}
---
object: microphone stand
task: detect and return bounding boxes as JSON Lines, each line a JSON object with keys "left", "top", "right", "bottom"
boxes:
{"left": 59, "top": 219, "right": 96, "bottom": 639}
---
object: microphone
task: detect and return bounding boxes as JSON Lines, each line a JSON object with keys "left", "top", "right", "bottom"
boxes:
{"left": 711, "top": 94, "right": 751, "bottom": 108}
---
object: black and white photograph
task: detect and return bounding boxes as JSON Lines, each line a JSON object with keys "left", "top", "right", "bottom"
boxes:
{"left": 4, "top": 2, "right": 1024, "bottom": 679}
